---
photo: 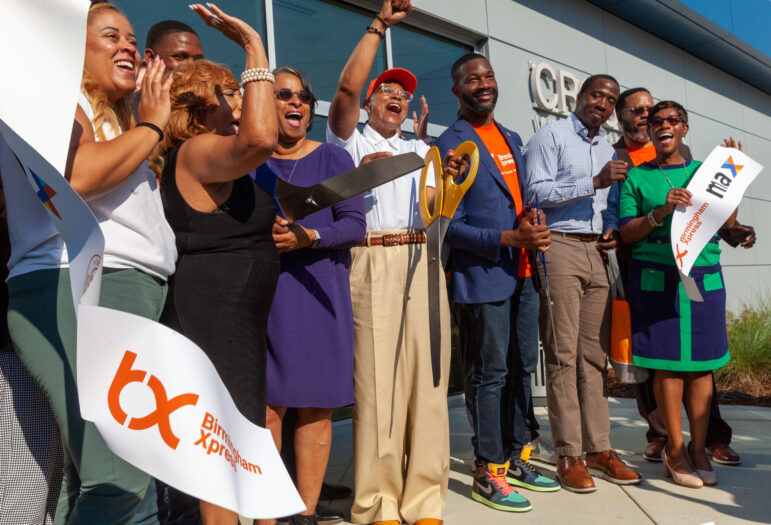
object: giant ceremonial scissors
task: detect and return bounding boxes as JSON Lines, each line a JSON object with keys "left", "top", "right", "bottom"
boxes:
{"left": 418, "top": 141, "right": 479, "bottom": 387}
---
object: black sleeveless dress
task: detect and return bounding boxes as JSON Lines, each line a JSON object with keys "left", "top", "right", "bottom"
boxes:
{"left": 160, "top": 142, "right": 279, "bottom": 427}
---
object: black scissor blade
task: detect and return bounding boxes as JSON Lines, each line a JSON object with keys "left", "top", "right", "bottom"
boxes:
{"left": 276, "top": 152, "right": 425, "bottom": 221}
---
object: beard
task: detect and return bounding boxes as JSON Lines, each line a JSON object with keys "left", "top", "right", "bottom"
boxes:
{"left": 461, "top": 87, "right": 498, "bottom": 114}
{"left": 622, "top": 116, "right": 649, "bottom": 143}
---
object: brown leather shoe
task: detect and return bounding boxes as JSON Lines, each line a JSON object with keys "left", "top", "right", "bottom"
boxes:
{"left": 643, "top": 441, "right": 665, "bottom": 462}
{"left": 557, "top": 456, "right": 596, "bottom": 493}
{"left": 707, "top": 443, "right": 741, "bottom": 465}
{"left": 585, "top": 450, "right": 642, "bottom": 485}
{"left": 414, "top": 520, "right": 442, "bottom": 525}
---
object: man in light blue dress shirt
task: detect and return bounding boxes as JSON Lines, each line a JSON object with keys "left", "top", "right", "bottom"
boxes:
{"left": 525, "top": 74, "right": 642, "bottom": 493}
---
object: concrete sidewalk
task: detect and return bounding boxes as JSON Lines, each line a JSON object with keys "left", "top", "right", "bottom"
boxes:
{"left": 318, "top": 396, "right": 771, "bottom": 525}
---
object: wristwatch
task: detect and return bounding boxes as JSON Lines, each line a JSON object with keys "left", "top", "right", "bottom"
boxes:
{"left": 310, "top": 229, "right": 321, "bottom": 248}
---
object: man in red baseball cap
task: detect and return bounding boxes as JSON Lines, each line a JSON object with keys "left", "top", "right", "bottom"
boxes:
{"left": 326, "top": 1, "right": 450, "bottom": 524}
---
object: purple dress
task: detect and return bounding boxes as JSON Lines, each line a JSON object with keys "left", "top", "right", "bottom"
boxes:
{"left": 265, "top": 143, "right": 365, "bottom": 407}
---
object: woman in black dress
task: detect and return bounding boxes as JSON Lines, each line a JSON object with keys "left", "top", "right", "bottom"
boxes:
{"left": 156, "top": 4, "right": 277, "bottom": 524}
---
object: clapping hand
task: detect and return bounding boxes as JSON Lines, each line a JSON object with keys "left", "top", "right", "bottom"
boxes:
{"left": 136, "top": 56, "right": 173, "bottom": 131}
{"left": 413, "top": 96, "right": 429, "bottom": 141}
{"left": 190, "top": 3, "right": 261, "bottom": 49}
{"left": 722, "top": 137, "right": 743, "bottom": 151}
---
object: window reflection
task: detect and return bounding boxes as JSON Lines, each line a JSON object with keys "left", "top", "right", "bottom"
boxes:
{"left": 273, "top": 0, "right": 386, "bottom": 103}
{"left": 391, "top": 24, "right": 472, "bottom": 127}
{"left": 114, "top": 0, "right": 265, "bottom": 75}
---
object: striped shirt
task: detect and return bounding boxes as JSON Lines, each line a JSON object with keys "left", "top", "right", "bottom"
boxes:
{"left": 524, "top": 113, "right": 619, "bottom": 233}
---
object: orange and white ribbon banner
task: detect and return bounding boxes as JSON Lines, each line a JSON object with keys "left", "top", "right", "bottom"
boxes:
{"left": 670, "top": 146, "right": 762, "bottom": 277}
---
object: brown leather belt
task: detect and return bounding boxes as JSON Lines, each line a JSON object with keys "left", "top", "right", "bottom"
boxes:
{"left": 557, "top": 232, "right": 600, "bottom": 242}
{"left": 358, "top": 232, "right": 426, "bottom": 247}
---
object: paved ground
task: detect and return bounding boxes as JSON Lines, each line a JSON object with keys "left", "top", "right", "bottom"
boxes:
{"left": 315, "top": 396, "right": 771, "bottom": 525}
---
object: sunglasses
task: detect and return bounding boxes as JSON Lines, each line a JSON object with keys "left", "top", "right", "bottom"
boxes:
{"left": 649, "top": 116, "right": 684, "bottom": 128}
{"left": 377, "top": 83, "right": 413, "bottom": 103}
{"left": 623, "top": 105, "right": 653, "bottom": 117}
{"left": 274, "top": 88, "right": 314, "bottom": 105}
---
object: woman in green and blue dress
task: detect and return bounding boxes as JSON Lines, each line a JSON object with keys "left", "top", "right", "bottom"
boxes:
{"left": 619, "top": 100, "right": 736, "bottom": 489}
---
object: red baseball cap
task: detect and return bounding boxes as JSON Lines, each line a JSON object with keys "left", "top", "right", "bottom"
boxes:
{"left": 364, "top": 67, "right": 418, "bottom": 103}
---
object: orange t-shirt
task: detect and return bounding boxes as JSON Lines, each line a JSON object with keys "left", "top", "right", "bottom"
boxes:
{"left": 473, "top": 123, "right": 531, "bottom": 277}
{"left": 627, "top": 142, "right": 657, "bottom": 167}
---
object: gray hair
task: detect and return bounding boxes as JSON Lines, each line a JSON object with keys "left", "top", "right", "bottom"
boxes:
{"left": 272, "top": 65, "right": 318, "bottom": 132}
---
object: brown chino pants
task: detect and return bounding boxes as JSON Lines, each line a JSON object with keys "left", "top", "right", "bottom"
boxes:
{"left": 537, "top": 234, "right": 611, "bottom": 457}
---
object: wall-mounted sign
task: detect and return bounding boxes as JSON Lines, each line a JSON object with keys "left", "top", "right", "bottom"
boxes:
{"left": 528, "top": 61, "right": 620, "bottom": 141}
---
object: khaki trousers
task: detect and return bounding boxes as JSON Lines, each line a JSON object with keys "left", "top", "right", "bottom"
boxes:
{"left": 349, "top": 230, "right": 450, "bottom": 524}
{"left": 538, "top": 235, "right": 611, "bottom": 457}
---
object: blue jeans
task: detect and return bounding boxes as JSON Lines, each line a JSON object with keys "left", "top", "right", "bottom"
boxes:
{"left": 454, "top": 277, "right": 540, "bottom": 465}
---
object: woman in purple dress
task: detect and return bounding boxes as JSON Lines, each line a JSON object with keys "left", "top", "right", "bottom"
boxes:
{"left": 261, "top": 66, "right": 365, "bottom": 525}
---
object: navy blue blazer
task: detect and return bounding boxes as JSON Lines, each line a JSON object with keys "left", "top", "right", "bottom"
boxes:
{"left": 435, "top": 117, "right": 527, "bottom": 304}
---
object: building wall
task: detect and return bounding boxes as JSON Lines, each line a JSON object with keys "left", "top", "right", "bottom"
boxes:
{"left": 410, "top": 0, "right": 771, "bottom": 311}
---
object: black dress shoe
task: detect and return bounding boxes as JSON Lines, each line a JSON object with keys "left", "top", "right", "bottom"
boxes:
{"left": 289, "top": 514, "right": 318, "bottom": 525}
{"left": 315, "top": 505, "right": 344, "bottom": 525}
{"left": 319, "top": 481, "right": 352, "bottom": 501}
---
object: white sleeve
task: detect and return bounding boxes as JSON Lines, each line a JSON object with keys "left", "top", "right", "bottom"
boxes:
{"left": 326, "top": 123, "right": 362, "bottom": 166}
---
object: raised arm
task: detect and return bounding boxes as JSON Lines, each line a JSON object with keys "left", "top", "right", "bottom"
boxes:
{"left": 327, "top": 0, "right": 412, "bottom": 140}
{"left": 66, "top": 57, "right": 173, "bottom": 200}
{"left": 177, "top": 4, "right": 276, "bottom": 184}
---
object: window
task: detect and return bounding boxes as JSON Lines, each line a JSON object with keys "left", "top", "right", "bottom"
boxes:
{"left": 273, "top": 0, "right": 386, "bottom": 102}
{"left": 114, "top": 0, "right": 265, "bottom": 76}
{"left": 116, "top": 0, "right": 476, "bottom": 139}
{"left": 390, "top": 24, "right": 471, "bottom": 128}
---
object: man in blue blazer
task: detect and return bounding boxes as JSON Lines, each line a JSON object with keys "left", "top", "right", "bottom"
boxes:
{"left": 435, "top": 53, "right": 557, "bottom": 514}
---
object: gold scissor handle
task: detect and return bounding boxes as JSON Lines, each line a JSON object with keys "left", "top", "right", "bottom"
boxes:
{"left": 441, "top": 140, "right": 479, "bottom": 219}
{"left": 419, "top": 146, "right": 443, "bottom": 228}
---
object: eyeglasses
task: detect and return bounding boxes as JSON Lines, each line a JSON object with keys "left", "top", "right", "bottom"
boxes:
{"left": 623, "top": 106, "right": 653, "bottom": 117}
{"left": 274, "top": 88, "right": 315, "bottom": 105}
{"left": 377, "top": 83, "right": 413, "bottom": 103}
{"left": 649, "top": 116, "right": 684, "bottom": 128}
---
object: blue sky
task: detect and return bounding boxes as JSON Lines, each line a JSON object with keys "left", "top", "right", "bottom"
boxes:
{"left": 680, "top": 0, "right": 771, "bottom": 59}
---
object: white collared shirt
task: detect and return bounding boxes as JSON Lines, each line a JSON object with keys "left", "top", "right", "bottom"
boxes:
{"left": 327, "top": 123, "right": 435, "bottom": 231}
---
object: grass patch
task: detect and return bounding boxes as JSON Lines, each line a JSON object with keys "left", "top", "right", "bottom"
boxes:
{"left": 717, "top": 301, "right": 771, "bottom": 397}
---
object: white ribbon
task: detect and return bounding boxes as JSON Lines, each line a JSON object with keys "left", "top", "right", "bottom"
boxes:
{"left": 671, "top": 146, "right": 762, "bottom": 277}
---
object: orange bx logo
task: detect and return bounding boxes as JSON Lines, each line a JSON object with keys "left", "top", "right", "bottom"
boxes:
{"left": 108, "top": 351, "right": 199, "bottom": 449}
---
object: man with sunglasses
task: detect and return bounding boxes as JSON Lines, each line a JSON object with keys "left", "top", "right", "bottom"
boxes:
{"left": 525, "top": 74, "right": 643, "bottom": 493}
{"left": 614, "top": 87, "right": 751, "bottom": 469}
{"left": 326, "top": 1, "right": 450, "bottom": 524}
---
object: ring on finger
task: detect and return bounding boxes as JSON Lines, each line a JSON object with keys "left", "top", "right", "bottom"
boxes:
{"left": 211, "top": 16, "right": 223, "bottom": 25}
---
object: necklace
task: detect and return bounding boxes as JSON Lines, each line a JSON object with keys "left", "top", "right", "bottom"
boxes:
{"left": 268, "top": 156, "right": 301, "bottom": 183}
{"left": 657, "top": 161, "right": 689, "bottom": 190}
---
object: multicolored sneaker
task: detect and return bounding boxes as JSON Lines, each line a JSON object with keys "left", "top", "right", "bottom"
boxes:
{"left": 472, "top": 461, "right": 532, "bottom": 512}
{"left": 506, "top": 446, "right": 561, "bottom": 492}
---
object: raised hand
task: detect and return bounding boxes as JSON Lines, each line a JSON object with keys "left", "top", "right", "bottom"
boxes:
{"left": 190, "top": 3, "right": 262, "bottom": 49}
{"left": 136, "top": 56, "right": 173, "bottom": 129}
{"left": 413, "top": 95, "right": 429, "bottom": 141}
{"left": 378, "top": 0, "right": 413, "bottom": 26}
{"left": 593, "top": 160, "right": 628, "bottom": 189}
{"left": 722, "top": 137, "right": 744, "bottom": 151}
